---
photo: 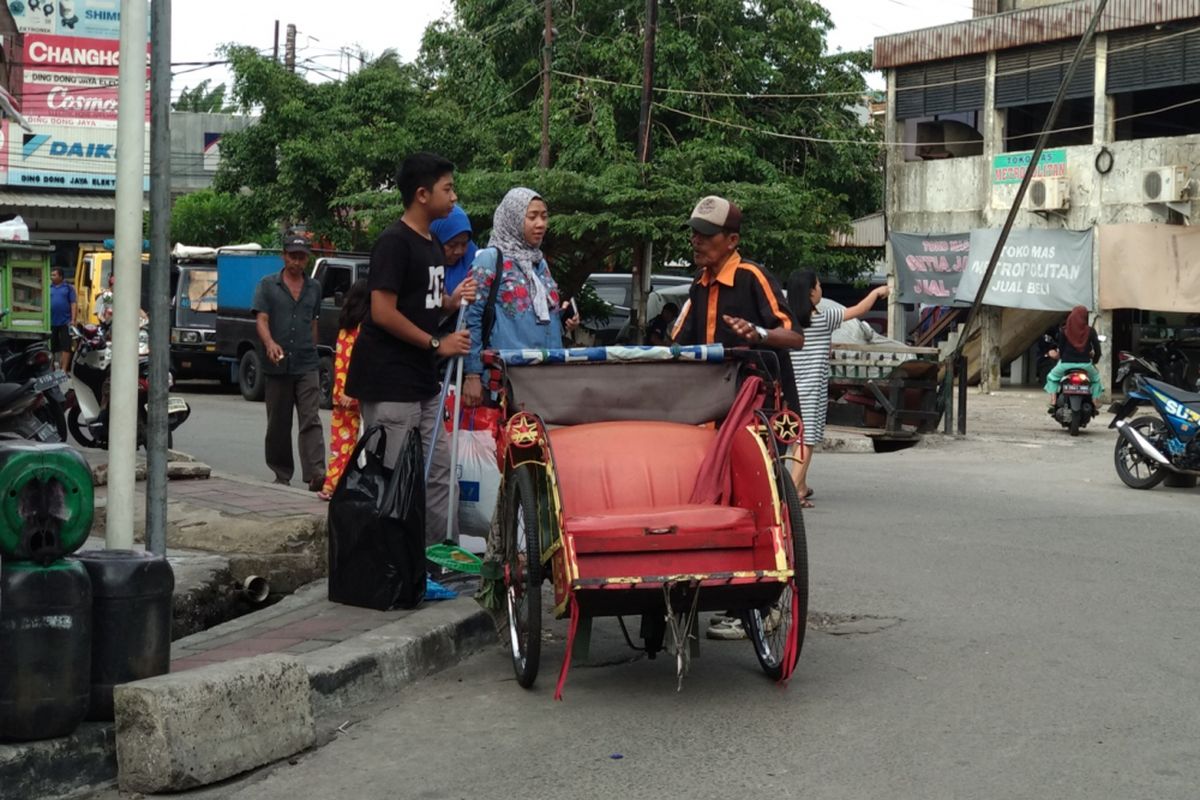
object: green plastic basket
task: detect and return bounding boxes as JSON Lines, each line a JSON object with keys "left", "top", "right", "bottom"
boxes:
{"left": 425, "top": 542, "right": 483, "bottom": 575}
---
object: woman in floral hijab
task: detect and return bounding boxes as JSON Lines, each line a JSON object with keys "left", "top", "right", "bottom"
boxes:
{"left": 461, "top": 187, "right": 579, "bottom": 406}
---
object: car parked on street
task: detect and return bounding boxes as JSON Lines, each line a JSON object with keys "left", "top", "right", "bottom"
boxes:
{"left": 584, "top": 272, "right": 694, "bottom": 344}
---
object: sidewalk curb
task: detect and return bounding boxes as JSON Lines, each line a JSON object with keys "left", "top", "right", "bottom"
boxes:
{"left": 1, "top": 583, "right": 494, "bottom": 799}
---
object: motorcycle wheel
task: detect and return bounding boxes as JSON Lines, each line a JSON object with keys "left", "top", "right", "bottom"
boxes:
{"left": 1069, "top": 409, "right": 1082, "bottom": 436}
{"left": 67, "top": 407, "right": 106, "bottom": 450}
{"left": 35, "top": 398, "right": 68, "bottom": 442}
{"left": 1114, "top": 416, "right": 1169, "bottom": 490}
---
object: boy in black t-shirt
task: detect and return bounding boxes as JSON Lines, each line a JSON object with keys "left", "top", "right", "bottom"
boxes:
{"left": 345, "top": 152, "right": 475, "bottom": 544}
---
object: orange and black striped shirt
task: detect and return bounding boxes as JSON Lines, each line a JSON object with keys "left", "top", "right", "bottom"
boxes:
{"left": 670, "top": 252, "right": 795, "bottom": 346}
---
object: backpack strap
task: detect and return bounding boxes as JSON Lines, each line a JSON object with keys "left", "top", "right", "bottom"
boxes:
{"left": 480, "top": 247, "right": 504, "bottom": 351}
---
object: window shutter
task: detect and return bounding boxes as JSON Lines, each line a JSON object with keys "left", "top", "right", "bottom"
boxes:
{"left": 1109, "top": 26, "right": 1200, "bottom": 94}
{"left": 894, "top": 57, "right": 985, "bottom": 120}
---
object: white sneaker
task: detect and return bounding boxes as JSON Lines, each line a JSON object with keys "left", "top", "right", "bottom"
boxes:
{"left": 706, "top": 617, "right": 747, "bottom": 640}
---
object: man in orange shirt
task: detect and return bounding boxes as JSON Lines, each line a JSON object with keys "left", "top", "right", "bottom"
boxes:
{"left": 671, "top": 195, "right": 803, "bottom": 350}
{"left": 671, "top": 195, "right": 804, "bottom": 642}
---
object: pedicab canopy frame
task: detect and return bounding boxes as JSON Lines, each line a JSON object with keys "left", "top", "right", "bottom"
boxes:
{"left": 482, "top": 344, "right": 808, "bottom": 698}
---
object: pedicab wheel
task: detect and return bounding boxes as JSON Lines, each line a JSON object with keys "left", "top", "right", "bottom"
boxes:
{"left": 504, "top": 465, "right": 542, "bottom": 688}
{"left": 1114, "top": 416, "right": 1169, "bottom": 490}
{"left": 745, "top": 470, "right": 808, "bottom": 680}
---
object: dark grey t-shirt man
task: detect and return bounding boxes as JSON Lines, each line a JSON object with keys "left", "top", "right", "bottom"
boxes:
{"left": 251, "top": 235, "right": 326, "bottom": 489}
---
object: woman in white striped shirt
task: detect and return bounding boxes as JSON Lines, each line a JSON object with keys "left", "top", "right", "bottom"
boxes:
{"left": 786, "top": 270, "right": 889, "bottom": 506}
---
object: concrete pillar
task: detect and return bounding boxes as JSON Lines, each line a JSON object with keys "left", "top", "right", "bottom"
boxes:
{"left": 885, "top": 68, "right": 905, "bottom": 340}
{"left": 1092, "top": 34, "right": 1113, "bottom": 400}
{"left": 978, "top": 52, "right": 1005, "bottom": 391}
{"left": 980, "top": 306, "right": 1004, "bottom": 392}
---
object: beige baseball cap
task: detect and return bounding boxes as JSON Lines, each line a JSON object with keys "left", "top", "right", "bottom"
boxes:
{"left": 687, "top": 195, "right": 743, "bottom": 235}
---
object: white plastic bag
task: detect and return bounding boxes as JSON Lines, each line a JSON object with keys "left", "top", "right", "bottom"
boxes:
{"left": 455, "top": 428, "right": 500, "bottom": 540}
{"left": 0, "top": 215, "right": 29, "bottom": 241}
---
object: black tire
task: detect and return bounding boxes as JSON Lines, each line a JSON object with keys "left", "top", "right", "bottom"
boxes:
{"left": 1114, "top": 416, "right": 1169, "bottom": 490}
{"left": 318, "top": 355, "right": 334, "bottom": 410}
{"left": 745, "top": 470, "right": 809, "bottom": 680}
{"left": 67, "top": 407, "right": 105, "bottom": 449}
{"left": 36, "top": 397, "right": 68, "bottom": 442}
{"left": 238, "top": 349, "right": 265, "bottom": 402}
{"left": 504, "top": 465, "right": 542, "bottom": 688}
{"left": 1068, "top": 408, "right": 1081, "bottom": 436}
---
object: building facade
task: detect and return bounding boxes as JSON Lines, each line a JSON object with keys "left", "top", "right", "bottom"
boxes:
{"left": 876, "top": 0, "right": 1200, "bottom": 392}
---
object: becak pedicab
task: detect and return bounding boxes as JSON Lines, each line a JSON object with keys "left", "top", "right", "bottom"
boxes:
{"left": 482, "top": 344, "right": 807, "bottom": 697}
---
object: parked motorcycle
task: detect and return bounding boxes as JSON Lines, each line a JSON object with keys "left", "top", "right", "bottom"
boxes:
{"left": 1110, "top": 374, "right": 1200, "bottom": 490}
{"left": 0, "top": 337, "right": 69, "bottom": 441}
{"left": 1051, "top": 368, "right": 1098, "bottom": 436}
{"left": 66, "top": 323, "right": 190, "bottom": 449}
{"left": 0, "top": 378, "right": 61, "bottom": 442}
{"left": 1116, "top": 337, "right": 1192, "bottom": 396}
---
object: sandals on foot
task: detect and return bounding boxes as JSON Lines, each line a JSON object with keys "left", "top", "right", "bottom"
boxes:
{"left": 804, "top": 488, "right": 814, "bottom": 499}
{"left": 800, "top": 498, "right": 814, "bottom": 509}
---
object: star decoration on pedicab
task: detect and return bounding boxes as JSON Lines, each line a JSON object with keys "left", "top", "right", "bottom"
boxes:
{"left": 507, "top": 412, "right": 540, "bottom": 446}
{"left": 770, "top": 410, "right": 802, "bottom": 445}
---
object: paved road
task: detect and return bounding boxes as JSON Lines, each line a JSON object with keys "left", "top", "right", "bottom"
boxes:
{"left": 170, "top": 380, "right": 332, "bottom": 483}
{"left": 118, "top": 426, "right": 1200, "bottom": 799}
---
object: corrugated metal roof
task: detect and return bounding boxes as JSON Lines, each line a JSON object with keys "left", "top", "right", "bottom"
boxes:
{"left": 830, "top": 212, "right": 886, "bottom": 248}
{"left": 874, "top": 0, "right": 1200, "bottom": 69}
{"left": 0, "top": 191, "right": 146, "bottom": 211}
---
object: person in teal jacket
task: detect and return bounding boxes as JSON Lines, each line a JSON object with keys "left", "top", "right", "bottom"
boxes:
{"left": 461, "top": 186, "right": 578, "bottom": 406}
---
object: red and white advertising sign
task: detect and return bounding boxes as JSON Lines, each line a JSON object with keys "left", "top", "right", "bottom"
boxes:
{"left": 20, "top": 33, "right": 148, "bottom": 124}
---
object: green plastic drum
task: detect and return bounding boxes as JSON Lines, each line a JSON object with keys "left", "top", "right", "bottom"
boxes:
{"left": 0, "top": 442, "right": 94, "bottom": 564}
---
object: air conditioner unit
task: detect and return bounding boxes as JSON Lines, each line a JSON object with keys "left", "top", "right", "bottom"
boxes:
{"left": 1026, "top": 177, "right": 1069, "bottom": 212}
{"left": 1142, "top": 166, "right": 1191, "bottom": 203}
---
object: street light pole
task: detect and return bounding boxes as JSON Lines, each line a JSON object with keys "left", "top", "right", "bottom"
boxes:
{"left": 107, "top": 0, "right": 149, "bottom": 550}
{"left": 146, "top": 0, "right": 172, "bottom": 556}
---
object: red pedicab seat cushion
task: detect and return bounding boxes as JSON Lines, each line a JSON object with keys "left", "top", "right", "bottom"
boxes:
{"left": 548, "top": 421, "right": 757, "bottom": 541}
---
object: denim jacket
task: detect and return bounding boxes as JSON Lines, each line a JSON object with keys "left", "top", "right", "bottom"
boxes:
{"left": 463, "top": 247, "right": 563, "bottom": 375}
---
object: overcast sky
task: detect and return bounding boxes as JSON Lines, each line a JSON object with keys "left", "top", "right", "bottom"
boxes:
{"left": 170, "top": 0, "right": 969, "bottom": 97}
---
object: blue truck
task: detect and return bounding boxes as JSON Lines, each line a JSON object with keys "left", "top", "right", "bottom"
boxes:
{"left": 215, "top": 249, "right": 369, "bottom": 406}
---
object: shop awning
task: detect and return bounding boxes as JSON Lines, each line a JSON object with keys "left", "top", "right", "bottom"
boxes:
{"left": 1100, "top": 224, "right": 1200, "bottom": 313}
{"left": 0, "top": 191, "right": 147, "bottom": 212}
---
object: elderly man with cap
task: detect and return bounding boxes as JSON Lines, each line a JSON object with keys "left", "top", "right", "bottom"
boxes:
{"left": 251, "top": 234, "right": 326, "bottom": 489}
{"left": 671, "top": 195, "right": 804, "bottom": 351}
{"left": 672, "top": 196, "right": 805, "bottom": 642}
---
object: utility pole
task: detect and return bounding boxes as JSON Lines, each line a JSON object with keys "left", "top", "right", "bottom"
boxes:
{"left": 109, "top": 0, "right": 149, "bottom": 550}
{"left": 273, "top": 20, "right": 280, "bottom": 63}
{"left": 146, "top": 0, "right": 171, "bottom": 556}
{"left": 631, "top": 0, "right": 658, "bottom": 343}
{"left": 285, "top": 23, "right": 297, "bottom": 73}
{"left": 540, "top": 0, "right": 552, "bottom": 169}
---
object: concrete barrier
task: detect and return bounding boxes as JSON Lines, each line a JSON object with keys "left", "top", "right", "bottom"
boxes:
{"left": 114, "top": 655, "right": 314, "bottom": 793}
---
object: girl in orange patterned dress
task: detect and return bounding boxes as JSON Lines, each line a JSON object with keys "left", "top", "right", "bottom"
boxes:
{"left": 319, "top": 279, "right": 370, "bottom": 500}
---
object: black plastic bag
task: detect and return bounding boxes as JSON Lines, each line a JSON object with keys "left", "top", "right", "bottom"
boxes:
{"left": 327, "top": 426, "right": 427, "bottom": 610}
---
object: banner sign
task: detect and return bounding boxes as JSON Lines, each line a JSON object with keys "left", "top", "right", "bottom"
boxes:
{"left": 889, "top": 232, "right": 970, "bottom": 306}
{"left": 957, "top": 228, "right": 1094, "bottom": 311}
{"left": 9, "top": 122, "right": 147, "bottom": 190}
{"left": 20, "top": 34, "right": 149, "bottom": 124}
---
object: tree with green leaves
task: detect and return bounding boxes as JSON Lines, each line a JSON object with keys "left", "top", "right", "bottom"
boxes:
{"left": 171, "top": 189, "right": 274, "bottom": 248}
{"left": 210, "top": 1, "right": 882, "bottom": 290}
{"left": 173, "top": 80, "right": 235, "bottom": 113}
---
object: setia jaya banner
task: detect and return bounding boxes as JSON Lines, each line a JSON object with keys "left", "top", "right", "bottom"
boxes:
{"left": 892, "top": 228, "right": 1094, "bottom": 311}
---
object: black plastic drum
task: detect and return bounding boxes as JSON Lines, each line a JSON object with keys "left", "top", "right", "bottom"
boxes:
{"left": 76, "top": 550, "right": 174, "bottom": 721}
{"left": 0, "top": 558, "right": 92, "bottom": 741}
